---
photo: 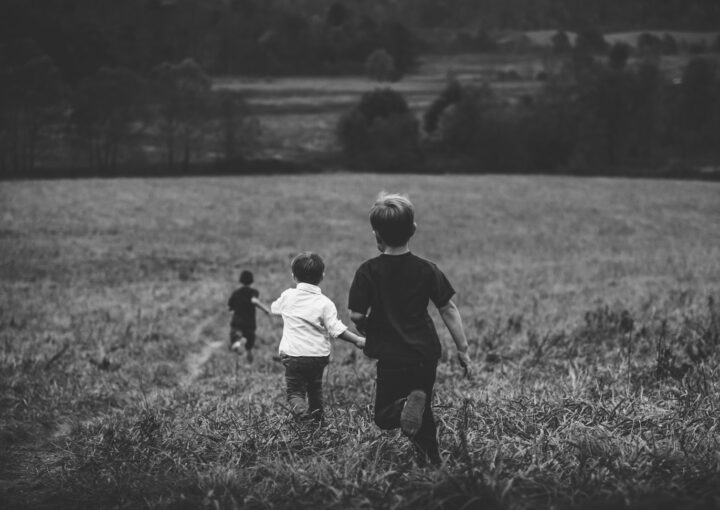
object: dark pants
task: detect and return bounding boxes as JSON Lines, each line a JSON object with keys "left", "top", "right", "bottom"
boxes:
{"left": 374, "top": 359, "right": 440, "bottom": 464}
{"left": 230, "top": 325, "right": 255, "bottom": 350}
{"left": 281, "top": 355, "right": 329, "bottom": 420}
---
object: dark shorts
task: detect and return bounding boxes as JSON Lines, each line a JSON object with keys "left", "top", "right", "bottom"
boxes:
{"left": 230, "top": 325, "right": 256, "bottom": 350}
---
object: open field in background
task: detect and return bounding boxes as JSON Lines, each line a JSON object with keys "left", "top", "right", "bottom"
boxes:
{"left": 214, "top": 40, "right": 719, "bottom": 160}
{"left": 215, "top": 54, "right": 545, "bottom": 159}
{"left": 1, "top": 174, "right": 720, "bottom": 509}
{"left": 524, "top": 30, "right": 720, "bottom": 48}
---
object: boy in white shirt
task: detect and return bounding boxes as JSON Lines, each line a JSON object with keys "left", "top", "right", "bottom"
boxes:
{"left": 271, "top": 252, "right": 365, "bottom": 422}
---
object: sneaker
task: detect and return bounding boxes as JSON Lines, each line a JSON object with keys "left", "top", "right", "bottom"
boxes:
{"left": 400, "top": 390, "right": 426, "bottom": 437}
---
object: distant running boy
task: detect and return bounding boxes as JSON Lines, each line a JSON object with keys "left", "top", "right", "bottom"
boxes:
{"left": 349, "top": 192, "right": 472, "bottom": 466}
{"left": 228, "top": 270, "right": 271, "bottom": 362}
{"left": 271, "top": 252, "right": 365, "bottom": 422}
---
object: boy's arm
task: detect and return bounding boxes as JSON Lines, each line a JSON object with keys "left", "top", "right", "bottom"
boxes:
{"left": 438, "top": 299, "right": 472, "bottom": 378}
{"left": 251, "top": 297, "right": 271, "bottom": 315}
{"left": 337, "top": 328, "right": 365, "bottom": 349}
{"left": 349, "top": 310, "right": 367, "bottom": 335}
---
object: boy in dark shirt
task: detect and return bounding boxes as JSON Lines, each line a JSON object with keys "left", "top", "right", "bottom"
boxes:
{"left": 228, "top": 270, "right": 270, "bottom": 362}
{"left": 349, "top": 192, "right": 472, "bottom": 466}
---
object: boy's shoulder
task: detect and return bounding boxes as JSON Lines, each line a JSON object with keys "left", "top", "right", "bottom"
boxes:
{"left": 357, "top": 253, "right": 443, "bottom": 271}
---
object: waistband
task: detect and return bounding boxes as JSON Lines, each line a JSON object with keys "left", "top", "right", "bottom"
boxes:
{"left": 377, "top": 358, "right": 437, "bottom": 370}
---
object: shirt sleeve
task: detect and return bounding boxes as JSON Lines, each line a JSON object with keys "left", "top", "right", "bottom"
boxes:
{"left": 429, "top": 263, "right": 455, "bottom": 308}
{"left": 322, "top": 299, "right": 348, "bottom": 338}
{"left": 270, "top": 291, "right": 286, "bottom": 315}
{"left": 348, "top": 267, "right": 371, "bottom": 314}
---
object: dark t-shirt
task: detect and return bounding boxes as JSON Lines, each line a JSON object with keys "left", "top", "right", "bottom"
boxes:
{"left": 228, "top": 286, "right": 259, "bottom": 329}
{"left": 348, "top": 252, "right": 455, "bottom": 361}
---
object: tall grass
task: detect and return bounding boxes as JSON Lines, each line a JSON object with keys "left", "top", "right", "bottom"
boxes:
{"left": 1, "top": 175, "right": 719, "bottom": 509}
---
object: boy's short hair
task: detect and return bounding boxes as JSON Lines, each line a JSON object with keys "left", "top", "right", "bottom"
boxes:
{"left": 370, "top": 192, "right": 415, "bottom": 247}
{"left": 291, "top": 252, "right": 325, "bottom": 285}
{"left": 239, "top": 270, "right": 254, "bottom": 285}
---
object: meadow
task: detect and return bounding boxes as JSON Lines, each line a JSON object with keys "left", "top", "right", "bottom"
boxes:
{"left": 1, "top": 174, "right": 720, "bottom": 509}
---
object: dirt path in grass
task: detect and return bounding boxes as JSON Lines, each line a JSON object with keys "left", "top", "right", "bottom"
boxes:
{"left": 181, "top": 312, "right": 228, "bottom": 387}
{"left": 0, "top": 309, "right": 232, "bottom": 507}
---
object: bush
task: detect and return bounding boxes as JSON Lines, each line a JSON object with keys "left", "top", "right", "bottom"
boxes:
{"left": 365, "top": 49, "right": 396, "bottom": 82}
{"left": 574, "top": 28, "right": 609, "bottom": 55}
{"left": 337, "top": 88, "right": 420, "bottom": 171}
{"left": 637, "top": 32, "right": 661, "bottom": 55}
{"left": 551, "top": 30, "right": 572, "bottom": 54}
{"left": 608, "top": 42, "right": 631, "bottom": 70}
{"left": 429, "top": 84, "right": 534, "bottom": 172}
{"left": 661, "top": 34, "right": 678, "bottom": 55}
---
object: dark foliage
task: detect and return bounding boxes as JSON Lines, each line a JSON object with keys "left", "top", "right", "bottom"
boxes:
{"left": 338, "top": 88, "right": 421, "bottom": 172}
{"left": 423, "top": 55, "right": 720, "bottom": 175}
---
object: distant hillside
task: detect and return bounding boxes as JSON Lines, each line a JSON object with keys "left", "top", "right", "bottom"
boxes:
{"left": 2, "top": 0, "right": 719, "bottom": 82}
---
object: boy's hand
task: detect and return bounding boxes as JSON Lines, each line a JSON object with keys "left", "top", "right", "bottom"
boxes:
{"left": 355, "top": 337, "right": 366, "bottom": 349}
{"left": 457, "top": 351, "right": 472, "bottom": 378}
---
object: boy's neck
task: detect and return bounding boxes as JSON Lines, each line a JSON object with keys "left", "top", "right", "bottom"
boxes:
{"left": 383, "top": 245, "right": 410, "bottom": 256}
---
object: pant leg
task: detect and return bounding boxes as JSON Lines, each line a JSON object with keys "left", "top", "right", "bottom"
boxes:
{"left": 306, "top": 357, "right": 329, "bottom": 420}
{"left": 374, "top": 362, "right": 412, "bottom": 429}
{"left": 411, "top": 361, "right": 440, "bottom": 464}
{"left": 243, "top": 328, "right": 256, "bottom": 350}
{"left": 230, "top": 326, "right": 243, "bottom": 347}
{"left": 374, "top": 359, "right": 440, "bottom": 463}
{"left": 282, "top": 357, "right": 308, "bottom": 416}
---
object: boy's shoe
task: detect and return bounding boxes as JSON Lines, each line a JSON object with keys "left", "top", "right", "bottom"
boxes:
{"left": 400, "top": 390, "right": 426, "bottom": 437}
{"left": 230, "top": 341, "right": 243, "bottom": 353}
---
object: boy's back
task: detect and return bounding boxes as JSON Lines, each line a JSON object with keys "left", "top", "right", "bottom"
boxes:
{"left": 349, "top": 252, "right": 454, "bottom": 361}
{"left": 229, "top": 285, "right": 259, "bottom": 328}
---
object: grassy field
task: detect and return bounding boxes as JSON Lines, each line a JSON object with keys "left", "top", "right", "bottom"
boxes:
{"left": 1, "top": 174, "right": 720, "bottom": 509}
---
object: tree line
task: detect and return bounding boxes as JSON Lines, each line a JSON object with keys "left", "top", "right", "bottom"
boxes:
{"left": 338, "top": 39, "right": 720, "bottom": 177}
{"left": 4, "top": 0, "right": 720, "bottom": 85}
{"left": 0, "top": 39, "right": 256, "bottom": 177}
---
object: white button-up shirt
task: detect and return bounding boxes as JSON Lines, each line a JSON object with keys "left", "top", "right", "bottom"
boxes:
{"left": 271, "top": 283, "right": 348, "bottom": 357}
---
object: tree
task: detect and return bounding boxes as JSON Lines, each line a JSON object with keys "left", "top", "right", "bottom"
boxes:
{"left": 0, "top": 40, "right": 66, "bottom": 176}
{"left": 215, "top": 90, "right": 259, "bottom": 164}
{"left": 365, "top": 48, "right": 396, "bottom": 82}
{"left": 574, "top": 28, "right": 608, "bottom": 55}
{"left": 338, "top": 88, "right": 420, "bottom": 171}
{"left": 150, "top": 59, "right": 213, "bottom": 171}
{"left": 637, "top": 32, "right": 661, "bottom": 55}
{"left": 608, "top": 42, "right": 631, "bottom": 70}
{"left": 72, "top": 67, "right": 146, "bottom": 172}
{"left": 551, "top": 30, "right": 572, "bottom": 54}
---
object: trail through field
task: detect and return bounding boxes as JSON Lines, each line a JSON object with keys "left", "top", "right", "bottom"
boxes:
{"left": 180, "top": 322, "right": 227, "bottom": 387}
{"left": 181, "top": 314, "right": 227, "bottom": 387}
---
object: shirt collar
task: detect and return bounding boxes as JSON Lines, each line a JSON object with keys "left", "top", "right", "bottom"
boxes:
{"left": 296, "top": 282, "right": 322, "bottom": 294}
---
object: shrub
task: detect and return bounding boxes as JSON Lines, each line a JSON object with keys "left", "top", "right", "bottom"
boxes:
{"left": 608, "top": 42, "right": 631, "bottom": 70}
{"left": 337, "top": 88, "right": 420, "bottom": 171}
{"left": 661, "top": 34, "right": 679, "bottom": 55}
{"left": 551, "top": 30, "right": 572, "bottom": 54}
{"left": 637, "top": 32, "right": 661, "bottom": 55}
{"left": 365, "top": 49, "right": 396, "bottom": 83}
{"left": 574, "top": 28, "right": 609, "bottom": 55}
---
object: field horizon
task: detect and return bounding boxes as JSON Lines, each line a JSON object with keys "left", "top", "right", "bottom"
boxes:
{"left": 1, "top": 174, "right": 719, "bottom": 509}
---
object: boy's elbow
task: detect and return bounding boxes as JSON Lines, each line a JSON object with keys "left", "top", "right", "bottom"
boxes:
{"left": 438, "top": 300, "right": 458, "bottom": 316}
{"left": 349, "top": 311, "right": 365, "bottom": 324}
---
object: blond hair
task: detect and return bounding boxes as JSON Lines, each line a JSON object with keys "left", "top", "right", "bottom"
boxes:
{"left": 369, "top": 192, "right": 415, "bottom": 246}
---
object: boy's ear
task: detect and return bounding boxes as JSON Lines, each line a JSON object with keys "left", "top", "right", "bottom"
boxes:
{"left": 410, "top": 222, "right": 417, "bottom": 237}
